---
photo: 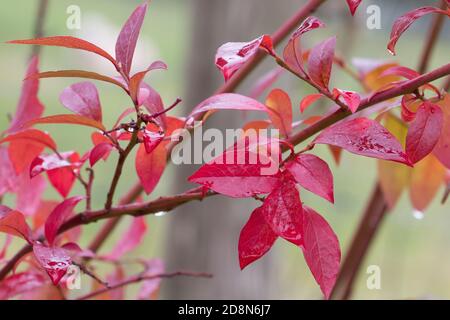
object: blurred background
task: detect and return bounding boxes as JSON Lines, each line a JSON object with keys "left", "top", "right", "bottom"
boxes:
{"left": 0, "top": 0, "right": 449, "bottom": 299}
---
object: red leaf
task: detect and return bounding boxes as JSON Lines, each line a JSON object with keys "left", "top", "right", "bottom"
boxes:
{"left": 9, "top": 36, "right": 117, "bottom": 68}
{"left": 89, "top": 143, "right": 114, "bottom": 167}
{"left": 265, "top": 88, "right": 293, "bottom": 137}
{"left": 308, "top": 36, "right": 336, "bottom": 89}
{"left": 129, "top": 61, "right": 168, "bottom": 103}
{"left": 406, "top": 102, "right": 443, "bottom": 164}
{"left": 215, "top": 35, "right": 273, "bottom": 81}
{"left": 387, "top": 7, "right": 450, "bottom": 55}
{"left": 380, "top": 65, "right": 420, "bottom": 80}
{"left": 135, "top": 143, "right": 167, "bottom": 195}
{"left": 0, "top": 129, "right": 57, "bottom": 152}
{"left": 16, "top": 173, "right": 47, "bottom": 216}
{"left": 0, "top": 206, "right": 32, "bottom": 242}
{"left": 138, "top": 259, "right": 165, "bottom": 300}
{"left": 188, "top": 140, "right": 280, "bottom": 198}
{"left": 285, "top": 154, "right": 334, "bottom": 203}
{"left": 30, "top": 70, "right": 127, "bottom": 91}
{"left": 346, "top": 0, "right": 363, "bottom": 16}
{"left": 0, "top": 272, "right": 47, "bottom": 300}
{"left": 8, "top": 140, "right": 44, "bottom": 174}
{"left": 283, "top": 16, "right": 325, "bottom": 77}
{"left": 0, "top": 147, "right": 17, "bottom": 196}
{"left": 313, "top": 117, "right": 411, "bottom": 165}
{"left": 59, "top": 82, "right": 102, "bottom": 122}
{"left": 300, "top": 93, "right": 323, "bottom": 113}
{"left": 434, "top": 95, "right": 450, "bottom": 168}
{"left": 115, "top": 3, "right": 148, "bottom": 76}
{"left": 142, "top": 129, "right": 164, "bottom": 154}
{"left": 26, "top": 114, "right": 106, "bottom": 131}
{"left": 261, "top": 172, "right": 303, "bottom": 245}
{"left": 45, "top": 196, "right": 84, "bottom": 246}
{"left": 45, "top": 152, "right": 81, "bottom": 198}
{"left": 8, "top": 56, "right": 44, "bottom": 133}
{"left": 140, "top": 82, "right": 167, "bottom": 129}
{"left": 302, "top": 206, "right": 341, "bottom": 300}
{"left": 332, "top": 88, "right": 361, "bottom": 113}
{"left": 249, "top": 67, "right": 284, "bottom": 99}
{"left": 189, "top": 93, "right": 269, "bottom": 120}
{"left": 30, "top": 152, "right": 76, "bottom": 178}
{"left": 238, "top": 206, "right": 277, "bottom": 270}
{"left": 33, "top": 243, "right": 72, "bottom": 285}
{"left": 105, "top": 217, "right": 148, "bottom": 260}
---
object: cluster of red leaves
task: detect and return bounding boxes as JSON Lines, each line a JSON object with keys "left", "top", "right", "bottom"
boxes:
{"left": 0, "top": 0, "right": 449, "bottom": 300}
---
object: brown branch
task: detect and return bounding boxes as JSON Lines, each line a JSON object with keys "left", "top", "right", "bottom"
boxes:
{"left": 76, "top": 271, "right": 212, "bottom": 300}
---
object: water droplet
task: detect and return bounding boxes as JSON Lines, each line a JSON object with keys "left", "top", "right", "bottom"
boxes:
{"left": 412, "top": 209, "right": 424, "bottom": 220}
{"left": 155, "top": 211, "right": 167, "bottom": 217}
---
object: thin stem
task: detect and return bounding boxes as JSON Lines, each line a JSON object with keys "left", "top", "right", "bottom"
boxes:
{"left": 31, "top": 0, "right": 49, "bottom": 58}
{"left": 76, "top": 271, "right": 212, "bottom": 300}
{"left": 85, "top": 168, "right": 94, "bottom": 211}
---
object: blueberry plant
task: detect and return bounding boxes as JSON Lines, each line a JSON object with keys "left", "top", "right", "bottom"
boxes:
{"left": 0, "top": 0, "right": 449, "bottom": 300}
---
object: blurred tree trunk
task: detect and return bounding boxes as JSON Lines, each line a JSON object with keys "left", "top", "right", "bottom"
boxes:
{"left": 163, "top": 0, "right": 297, "bottom": 299}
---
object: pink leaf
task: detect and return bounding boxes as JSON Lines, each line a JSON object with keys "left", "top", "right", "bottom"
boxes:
{"left": 260, "top": 172, "right": 303, "bottom": 245}
{"left": 0, "top": 272, "right": 47, "bottom": 300}
{"left": 332, "top": 88, "right": 361, "bottom": 113}
{"left": 105, "top": 217, "right": 148, "bottom": 260}
{"left": 388, "top": 6, "right": 450, "bottom": 55}
{"left": 89, "top": 142, "right": 114, "bottom": 167}
{"left": 140, "top": 82, "right": 167, "bottom": 129}
{"left": 189, "top": 93, "right": 269, "bottom": 120}
{"left": 0, "top": 129, "right": 57, "bottom": 152}
{"left": 283, "top": 16, "right": 326, "bottom": 77}
{"left": 308, "top": 36, "right": 336, "bottom": 89}
{"left": 129, "top": 60, "right": 168, "bottom": 103}
{"left": 138, "top": 259, "right": 165, "bottom": 300}
{"left": 406, "top": 102, "right": 443, "bottom": 164}
{"left": 33, "top": 243, "right": 72, "bottom": 285}
{"left": 300, "top": 93, "right": 323, "bottom": 113}
{"left": 434, "top": 96, "right": 450, "bottom": 168}
{"left": 7, "top": 56, "right": 44, "bottom": 133}
{"left": 115, "top": 2, "right": 148, "bottom": 76}
{"left": 0, "top": 206, "right": 32, "bottom": 242}
{"left": 380, "top": 65, "right": 420, "bottom": 80}
{"left": 59, "top": 82, "right": 102, "bottom": 122}
{"left": 346, "top": 0, "right": 363, "bottom": 16}
{"left": 45, "top": 196, "right": 84, "bottom": 246}
{"left": 313, "top": 117, "right": 411, "bottom": 165}
{"left": 285, "top": 154, "right": 334, "bottom": 203}
{"left": 238, "top": 206, "right": 277, "bottom": 270}
{"left": 142, "top": 130, "right": 164, "bottom": 154}
{"left": 135, "top": 143, "right": 167, "bottom": 194}
{"left": 0, "top": 147, "right": 19, "bottom": 195}
{"left": 302, "top": 206, "right": 341, "bottom": 300}
{"left": 16, "top": 173, "right": 47, "bottom": 216}
{"left": 265, "top": 88, "right": 293, "bottom": 137}
{"left": 188, "top": 140, "right": 280, "bottom": 198}
{"left": 215, "top": 35, "right": 273, "bottom": 81}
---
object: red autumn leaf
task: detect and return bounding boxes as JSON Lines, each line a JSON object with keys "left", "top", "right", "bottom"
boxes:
{"left": 387, "top": 6, "right": 450, "bottom": 55}
{"left": 26, "top": 114, "right": 106, "bottom": 131}
{"left": 33, "top": 243, "right": 72, "bottom": 285}
{"left": 265, "top": 88, "right": 293, "bottom": 137}
{"left": 135, "top": 143, "right": 167, "bottom": 195}
{"left": 30, "top": 152, "right": 76, "bottom": 178}
{"left": 0, "top": 206, "right": 32, "bottom": 242}
{"left": 140, "top": 82, "right": 167, "bottom": 129}
{"left": 332, "top": 88, "right": 361, "bottom": 113}
{"left": 406, "top": 102, "right": 443, "bottom": 164}
{"left": 308, "top": 36, "right": 336, "bottom": 90}
{"left": 115, "top": 2, "right": 148, "bottom": 76}
{"left": 0, "top": 147, "right": 17, "bottom": 196}
{"left": 142, "top": 129, "right": 164, "bottom": 154}
{"left": 434, "top": 95, "right": 450, "bottom": 168}
{"left": 285, "top": 154, "right": 334, "bottom": 203}
{"left": 401, "top": 94, "right": 419, "bottom": 122}
{"left": 300, "top": 93, "right": 323, "bottom": 113}
{"left": 0, "top": 272, "right": 47, "bottom": 300}
{"left": 8, "top": 36, "right": 117, "bottom": 68}
{"left": 313, "top": 117, "right": 411, "bottom": 165}
{"left": 15, "top": 173, "right": 47, "bottom": 216}
{"left": 89, "top": 142, "right": 114, "bottom": 167}
{"left": 129, "top": 60, "right": 168, "bottom": 103}
{"left": 7, "top": 56, "right": 44, "bottom": 134}
{"left": 0, "top": 129, "right": 57, "bottom": 152}
{"left": 260, "top": 172, "right": 303, "bottom": 245}
{"left": 46, "top": 152, "right": 81, "bottom": 198}
{"left": 346, "top": 0, "right": 363, "bottom": 16}
{"left": 189, "top": 93, "right": 269, "bottom": 120}
{"left": 30, "top": 70, "right": 128, "bottom": 91}
{"left": 188, "top": 140, "right": 280, "bottom": 198}
{"left": 138, "top": 259, "right": 165, "bottom": 300}
{"left": 8, "top": 140, "right": 44, "bottom": 174}
{"left": 283, "top": 16, "right": 326, "bottom": 77}
{"left": 45, "top": 196, "right": 84, "bottom": 246}
{"left": 215, "top": 35, "right": 273, "bottom": 81}
{"left": 380, "top": 65, "right": 420, "bottom": 80}
{"left": 302, "top": 206, "right": 340, "bottom": 300}
{"left": 238, "top": 206, "right": 278, "bottom": 270}
{"left": 105, "top": 217, "right": 148, "bottom": 260}
{"left": 249, "top": 67, "right": 284, "bottom": 99}
{"left": 59, "top": 82, "right": 102, "bottom": 122}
